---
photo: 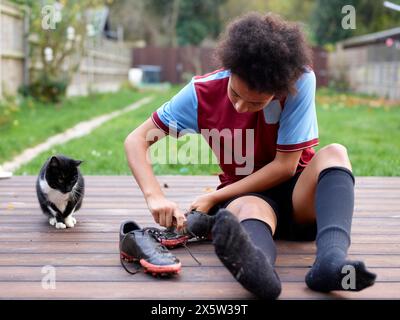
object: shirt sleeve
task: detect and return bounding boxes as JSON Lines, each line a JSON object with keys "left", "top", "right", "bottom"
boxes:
{"left": 276, "top": 70, "right": 319, "bottom": 152}
{"left": 151, "top": 79, "right": 199, "bottom": 136}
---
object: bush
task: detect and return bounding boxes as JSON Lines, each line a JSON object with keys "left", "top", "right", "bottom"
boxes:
{"left": 0, "top": 94, "right": 19, "bottom": 128}
{"left": 19, "top": 75, "right": 68, "bottom": 103}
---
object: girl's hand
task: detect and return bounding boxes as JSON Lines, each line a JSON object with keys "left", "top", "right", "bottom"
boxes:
{"left": 146, "top": 195, "right": 186, "bottom": 230}
{"left": 189, "top": 193, "right": 218, "bottom": 214}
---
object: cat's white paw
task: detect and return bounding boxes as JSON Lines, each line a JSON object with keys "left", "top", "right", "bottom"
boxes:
{"left": 55, "top": 222, "right": 67, "bottom": 229}
{"left": 64, "top": 216, "right": 75, "bottom": 228}
{"left": 49, "top": 217, "right": 57, "bottom": 226}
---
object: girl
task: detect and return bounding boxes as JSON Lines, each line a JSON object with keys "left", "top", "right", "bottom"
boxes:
{"left": 124, "top": 12, "right": 376, "bottom": 299}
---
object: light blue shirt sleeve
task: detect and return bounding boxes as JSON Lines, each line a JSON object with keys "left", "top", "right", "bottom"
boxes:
{"left": 277, "top": 70, "right": 319, "bottom": 151}
{"left": 155, "top": 80, "right": 199, "bottom": 134}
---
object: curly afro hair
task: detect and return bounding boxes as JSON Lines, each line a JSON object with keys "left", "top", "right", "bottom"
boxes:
{"left": 216, "top": 12, "right": 312, "bottom": 96}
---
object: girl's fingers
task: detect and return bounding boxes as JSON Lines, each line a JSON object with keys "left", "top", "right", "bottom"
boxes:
{"left": 159, "top": 211, "right": 166, "bottom": 227}
{"left": 152, "top": 211, "right": 160, "bottom": 224}
{"left": 165, "top": 209, "right": 173, "bottom": 228}
{"left": 173, "top": 208, "right": 187, "bottom": 231}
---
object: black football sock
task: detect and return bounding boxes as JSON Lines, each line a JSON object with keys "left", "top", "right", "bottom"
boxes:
{"left": 305, "top": 166, "right": 376, "bottom": 292}
{"left": 212, "top": 209, "right": 281, "bottom": 299}
{"left": 240, "top": 218, "right": 277, "bottom": 265}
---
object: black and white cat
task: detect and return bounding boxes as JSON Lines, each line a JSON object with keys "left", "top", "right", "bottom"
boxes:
{"left": 36, "top": 155, "right": 84, "bottom": 229}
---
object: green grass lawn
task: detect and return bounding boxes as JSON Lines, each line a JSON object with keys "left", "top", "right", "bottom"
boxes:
{"left": 0, "top": 89, "right": 147, "bottom": 164}
{"left": 10, "top": 88, "right": 400, "bottom": 176}
{"left": 317, "top": 105, "right": 400, "bottom": 176}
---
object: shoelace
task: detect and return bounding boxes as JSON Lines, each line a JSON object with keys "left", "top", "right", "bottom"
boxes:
{"left": 182, "top": 242, "right": 202, "bottom": 266}
{"left": 143, "top": 227, "right": 202, "bottom": 266}
{"left": 120, "top": 256, "right": 141, "bottom": 275}
{"left": 144, "top": 227, "right": 202, "bottom": 266}
{"left": 119, "top": 233, "right": 141, "bottom": 275}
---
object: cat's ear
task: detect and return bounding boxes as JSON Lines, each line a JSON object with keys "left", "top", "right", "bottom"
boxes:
{"left": 74, "top": 160, "right": 83, "bottom": 167}
{"left": 49, "top": 156, "right": 60, "bottom": 168}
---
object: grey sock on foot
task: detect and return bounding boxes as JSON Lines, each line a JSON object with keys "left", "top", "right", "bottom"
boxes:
{"left": 212, "top": 209, "right": 281, "bottom": 300}
{"left": 306, "top": 247, "right": 376, "bottom": 292}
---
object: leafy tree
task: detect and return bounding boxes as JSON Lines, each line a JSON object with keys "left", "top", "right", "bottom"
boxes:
{"left": 108, "top": 0, "right": 226, "bottom": 46}
{"left": 310, "top": 0, "right": 355, "bottom": 46}
{"left": 266, "top": 0, "right": 315, "bottom": 22}
{"left": 176, "top": 0, "right": 226, "bottom": 46}
{"left": 108, "top": 0, "right": 179, "bottom": 45}
{"left": 311, "top": 0, "right": 400, "bottom": 46}
{"left": 353, "top": 0, "right": 400, "bottom": 36}
{"left": 12, "top": 0, "right": 106, "bottom": 101}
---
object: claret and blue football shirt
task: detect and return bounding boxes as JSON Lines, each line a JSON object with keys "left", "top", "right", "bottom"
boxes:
{"left": 152, "top": 69, "right": 319, "bottom": 189}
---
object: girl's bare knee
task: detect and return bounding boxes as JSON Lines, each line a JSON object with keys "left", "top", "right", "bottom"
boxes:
{"left": 225, "top": 197, "right": 277, "bottom": 232}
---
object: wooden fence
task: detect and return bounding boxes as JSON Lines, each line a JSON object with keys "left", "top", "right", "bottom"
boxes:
{"left": 0, "top": 1, "right": 131, "bottom": 99}
{"left": 0, "top": 0, "right": 27, "bottom": 98}
{"left": 132, "top": 46, "right": 217, "bottom": 84}
{"left": 67, "top": 37, "right": 131, "bottom": 96}
{"left": 328, "top": 42, "right": 400, "bottom": 100}
{"left": 132, "top": 46, "right": 330, "bottom": 87}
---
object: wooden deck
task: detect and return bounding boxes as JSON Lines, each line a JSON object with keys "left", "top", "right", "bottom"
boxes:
{"left": 0, "top": 175, "right": 399, "bottom": 300}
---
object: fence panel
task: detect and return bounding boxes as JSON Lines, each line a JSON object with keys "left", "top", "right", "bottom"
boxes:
{"left": 328, "top": 43, "right": 400, "bottom": 100}
{"left": 0, "top": 0, "right": 25, "bottom": 98}
{"left": 67, "top": 37, "right": 131, "bottom": 96}
{"left": 133, "top": 46, "right": 328, "bottom": 87}
{"left": 132, "top": 46, "right": 218, "bottom": 84}
{"left": 312, "top": 47, "right": 329, "bottom": 87}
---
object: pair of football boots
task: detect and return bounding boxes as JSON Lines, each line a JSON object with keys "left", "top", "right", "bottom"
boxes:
{"left": 119, "top": 211, "right": 215, "bottom": 276}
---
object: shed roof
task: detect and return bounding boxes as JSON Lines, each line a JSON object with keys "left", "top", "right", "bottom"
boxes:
{"left": 342, "top": 27, "right": 400, "bottom": 48}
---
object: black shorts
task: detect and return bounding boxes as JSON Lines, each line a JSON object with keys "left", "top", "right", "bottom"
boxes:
{"left": 209, "top": 173, "right": 317, "bottom": 241}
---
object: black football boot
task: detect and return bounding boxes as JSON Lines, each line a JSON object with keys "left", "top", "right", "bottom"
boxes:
{"left": 119, "top": 221, "right": 181, "bottom": 276}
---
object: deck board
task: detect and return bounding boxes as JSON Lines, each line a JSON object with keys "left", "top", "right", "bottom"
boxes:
{"left": 0, "top": 175, "right": 399, "bottom": 300}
